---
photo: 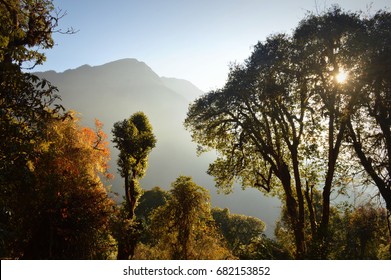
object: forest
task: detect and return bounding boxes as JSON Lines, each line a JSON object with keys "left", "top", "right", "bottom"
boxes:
{"left": 0, "top": 0, "right": 390, "bottom": 260}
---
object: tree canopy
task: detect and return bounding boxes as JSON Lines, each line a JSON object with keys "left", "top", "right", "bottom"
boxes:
{"left": 112, "top": 112, "right": 156, "bottom": 219}
{"left": 1, "top": 1, "right": 390, "bottom": 260}
{"left": 185, "top": 6, "right": 391, "bottom": 259}
{"left": 0, "top": 0, "right": 69, "bottom": 258}
{"left": 212, "top": 207, "right": 265, "bottom": 253}
{"left": 111, "top": 112, "right": 156, "bottom": 259}
{"left": 146, "top": 176, "right": 232, "bottom": 260}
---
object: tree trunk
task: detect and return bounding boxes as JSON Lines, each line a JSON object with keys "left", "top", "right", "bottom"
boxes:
{"left": 347, "top": 119, "right": 391, "bottom": 213}
{"left": 305, "top": 181, "right": 317, "bottom": 237}
{"left": 128, "top": 179, "right": 137, "bottom": 219}
{"left": 279, "top": 162, "right": 306, "bottom": 259}
{"left": 318, "top": 112, "right": 347, "bottom": 258}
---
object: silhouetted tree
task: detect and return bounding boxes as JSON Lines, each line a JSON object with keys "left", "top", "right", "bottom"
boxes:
{"left": 345, "top": 11, "right": 391, "bottom": 214}
{"left": 0, "top": 0, "right": 71, "bottom": 258}
{"left": 185, "top": 7, "right": 378, "bottom": 258}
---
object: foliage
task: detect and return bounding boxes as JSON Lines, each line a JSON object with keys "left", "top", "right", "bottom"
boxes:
{"left": 111, "top": 112, "right": 156, "bottom": 259}
{"left": 346, "top": 11, "right": 391, "bottom": 212}
{"left": 0, "top": 0, "right": 59, "bottom": 66}
{"left": 329, "top": 203, "right": 390, "bottom": 259}
{"left": 145, "top": 176, "right": 233, "bottom": 260}
{"left": 135, "top": 186, "right": 169, "bottom": 220}
{"left": 0, "top": 0, "right": 70, "bottom": 258}
{"left": 237, "top": 235, "right": 293, "bottom": 260}
{"left": 185, "top": 6, "right": 390, "bottom": 259}
{"left": 3, "top": 113, "right": 115, "bottom": 259}
{"left": 275, "top": 201, "right": 391, "bottom": 259}
{"left": 212, "top": 207, "right": 265, "bottom": 253}
{"left": 134, "top": 186, "right": 169, "bottom": 244}
{"left": 112, "top": 112, "right": 156, "bottom": 219}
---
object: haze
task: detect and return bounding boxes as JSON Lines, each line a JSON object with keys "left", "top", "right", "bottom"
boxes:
{"left": 33, "top": 0, "right": 390, "bottom": 236}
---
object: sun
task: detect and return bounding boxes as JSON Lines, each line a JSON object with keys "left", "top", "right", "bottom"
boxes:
{"left": 336, "top": 69, "right": 348, "bottom": 83}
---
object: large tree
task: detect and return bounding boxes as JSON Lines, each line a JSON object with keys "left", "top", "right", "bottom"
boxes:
{"left": 185, "top": 7, "right": 368, "bottom": 259}
{"left": 0, "top": 0, "right": 70, "bottom": 257}
{"left": 186, "top": 33, "right": 310, "bottom": 258}
{"left": 292, "top": 7, "right": 364, "bottom": 257}
{"left": 346, "top": 11, "right": 391, "bottom": 213}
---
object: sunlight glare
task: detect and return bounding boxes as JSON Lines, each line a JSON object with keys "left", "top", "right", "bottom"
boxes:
{"left": 336, "top": 69, "right": 348, "bottom": 83}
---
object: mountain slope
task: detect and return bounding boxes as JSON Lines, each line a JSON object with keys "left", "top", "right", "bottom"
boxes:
{"left": 36, "top": 58, "right": 280, "bottom": 236}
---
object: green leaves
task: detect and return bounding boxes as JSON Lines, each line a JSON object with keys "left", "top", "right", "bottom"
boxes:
{"left": 112, "top": 112, "right": 156, "bottom": 179}
{"left": 185, "top": 6, "right": 391, "bottom": 259}
{"left": 147, "top": 176, "right": 232, "bottom": 260}
{"left": 112, "top": 112, "right": 156, "bottom": 258}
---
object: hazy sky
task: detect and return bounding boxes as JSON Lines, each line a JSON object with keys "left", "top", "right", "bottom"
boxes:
{"left": 35, "top": 0, "right": 390, "bottom": 92}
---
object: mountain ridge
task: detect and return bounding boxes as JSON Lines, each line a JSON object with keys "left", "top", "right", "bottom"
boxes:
{"left": 35, "top": 58, "right": 199, "bottom": 103}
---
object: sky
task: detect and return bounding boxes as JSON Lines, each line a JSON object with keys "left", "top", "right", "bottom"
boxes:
{"left": 34, "top": 0, "right": 390, "bottom": 92}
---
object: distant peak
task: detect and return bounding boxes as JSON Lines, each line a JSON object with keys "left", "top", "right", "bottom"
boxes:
{"left": 100, "top": 58, "right": 144, "bottom": 67}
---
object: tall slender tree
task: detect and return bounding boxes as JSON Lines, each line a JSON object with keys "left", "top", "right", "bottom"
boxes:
{"left": 112, "top": 112, "right": 156, "bottom": 219}
{"left": 112, "top": 112, "right": 156, "bottom": 259}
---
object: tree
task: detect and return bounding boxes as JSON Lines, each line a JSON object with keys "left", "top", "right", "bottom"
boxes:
{"left": 0, "top": 0, "right": 70, "bottom": 257}
{"left": 324, "top": 203, "right": 390, "bottom": 259}
{"left": 185, "top": 33, "right": 309, "bottom": 258}
{"left": 1, "top": 0, "right": 61, "bottom": 66}
{"left": 342, "top": 204, "right": 389, "bottom": 259}
{"left": 292, "top": 7, "right": 365, "bottom": 257}
{"left": 211, "top": 207, "right": 265, "bottom": 253}
{"left": 147, "top": 176, "right": 232, "bottom": 259}
{"left": 185, "top": 7, "right": 368, "bottom": 258}
{"left": 237, "top": 235, "right": 293, "bottom": 260}
{"left": 7, "top": 113, "right": 115, "bottom": 259}
{"left": 135, "top": 186, "right": 169, "bottom": 222}
{"left": 112, "top": 112, "right": 156, "bottom": 219}
{"left": 112, "top": 112, "right": 156, "bottom": 259}
{"left": 345, "top": 11, "right": 391, "bottom": 213}
{"left": 134, "top": 187, "right": 169, "bottom": 245}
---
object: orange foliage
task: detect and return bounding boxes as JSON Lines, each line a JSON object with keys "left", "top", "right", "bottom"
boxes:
{"left": 26, "top": 113, "right": 115, "bottom": 258}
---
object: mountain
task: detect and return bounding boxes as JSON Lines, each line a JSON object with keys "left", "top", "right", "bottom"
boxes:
{"left": 35, "top": 58, "right": 281, "bottom": 236}
{"left": 161, "top": 77, "right": 205, "bottom": 102}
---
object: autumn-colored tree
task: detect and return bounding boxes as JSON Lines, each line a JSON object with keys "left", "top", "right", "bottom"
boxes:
{"left": 147, "top": 176, "right": 232, "bottom": 260}
{"left": 16, "top": 113, "right": 115, "bottom": 259}
{"left": 112, "top": 112, "right": 156, "bottom": 259}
